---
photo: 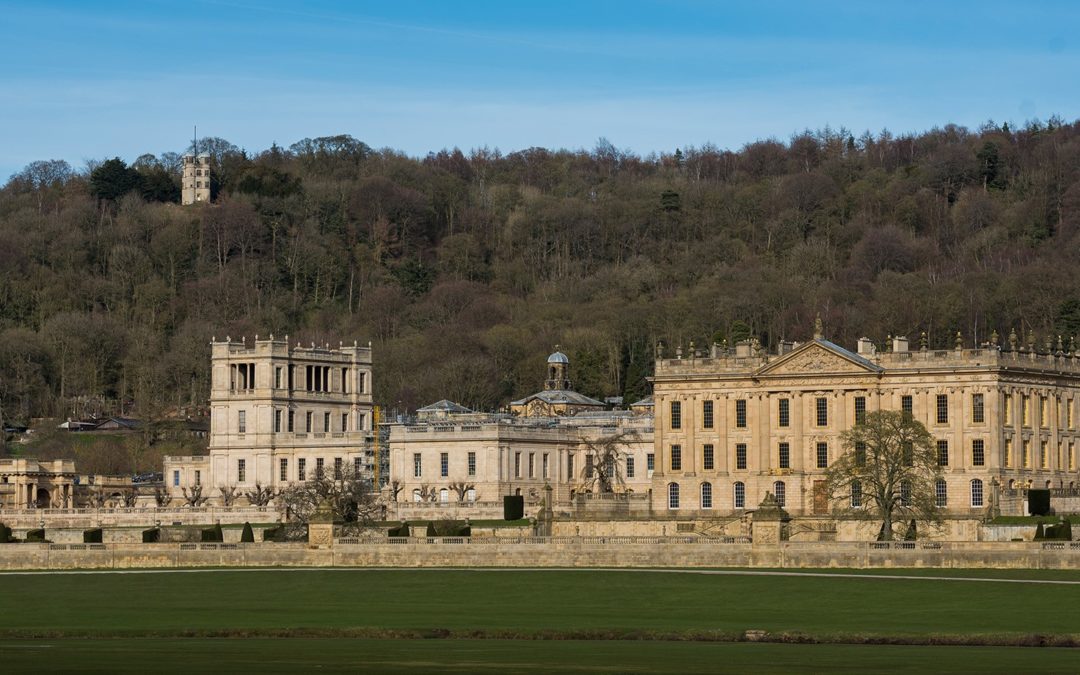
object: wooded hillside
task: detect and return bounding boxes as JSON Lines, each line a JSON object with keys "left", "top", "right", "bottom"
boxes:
{"left": 3, "top": 119, "right": 1080, "bottom": 425}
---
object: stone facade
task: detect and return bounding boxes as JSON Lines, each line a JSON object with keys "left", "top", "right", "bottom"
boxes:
{"left": 164, "top": 336, "right": 374, "bottom": 504}
{"left": 181, "top": 152, "right": 211, "bottom": 205}
{"left": 0, "top": 458, "right": 76, "bottom": 508}
{"left": 650, "top": 331, "right": 1080, "bottom": 517}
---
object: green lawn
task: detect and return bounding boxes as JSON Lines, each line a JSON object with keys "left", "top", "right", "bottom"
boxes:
{"left": 2, "top": 639, "right": 1078, "bottom": 674}
{"left": 0, "top": 569, "right": 1078, "bottom": 640}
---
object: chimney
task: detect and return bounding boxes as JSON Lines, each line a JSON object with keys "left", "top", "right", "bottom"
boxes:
{"left": 892, "top": 336, "right": 909, "bottom": 353}
{"left": 856, "top": 337, "right": 876, "bottom": 356}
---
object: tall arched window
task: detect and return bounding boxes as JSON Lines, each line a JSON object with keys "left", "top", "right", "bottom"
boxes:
{"left": 851, "top": 480, "right": 862, "bottom": 508}
{"left": 733, "top": 481, "right": 746, "bottom": 509}
{"left": 668, "top": 482, "right": 680, "bottom": 509}
{"left": 970, "top": 479, "right": 984, "bottom": 507}
{"left": 900, "top": 480, "right": 911, "bottom": 506}
{"left": 466, "top": 488, "right": 476, "bottom": 502}
{"left": 935, "top": 479, "right": 948, "bottom": 508}
{"left": 439, "top": 488, "right": 449, "bottom": 503}
{"left": 773, "top": 481, "right": 786, "bottom": 508}
{"left": 412, "top": 489, "right": 422, "bottom": 503}
{"left": 701, "top": 482, "right": 713, "bottom": 509}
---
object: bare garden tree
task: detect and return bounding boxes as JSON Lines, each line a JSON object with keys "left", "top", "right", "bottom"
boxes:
{"left": 121, "top": 489, "right": 139, "bottom": 507}
{"left": 218, "top": 485, "right": 239, "bottom": 507}
{"left": 182, "top": 485, "right": 207, "bottom": 507}
{"left": 449, "top": 481, "right": 475, "bottom": 502}
{"left": 244, "top": 483, "right": 277, "bottom": 507}
{"left": 389, "top": 480, "right": 403, "bottom": 502}
{"left": 577, "top": 430, "right": 640, "bottom": 494}
{"left": 278, "top": 464, "right": 380, "bottom": 539}
{"left": 153, "top": 485, "right": 171, "bottom": 507}
{"left": 826, "top": 410, "right": 944, "bottom": 541}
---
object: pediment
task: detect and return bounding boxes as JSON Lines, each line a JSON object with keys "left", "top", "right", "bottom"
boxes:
{"left": 755, "top": 341, "right": 881, "bottom": 377}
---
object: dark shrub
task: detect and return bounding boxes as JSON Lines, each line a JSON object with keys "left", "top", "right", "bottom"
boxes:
{"left": 1034, "top": 523, "right": 1045, "bottom": 540}
{"left": 261, "top": 526, "right": 283, "bottom": 542}
{"left": 241, "top": 522, "right": 255, "bottom": 543}
{"left": 201, "top": 524, "right": 224, "bottom": 542}
{"left": 142, "top": 528, "right": 160, "bottom": 543}
{"left": 426, "top": 521, "right": 437, "bottom": 537}
{"left": 1029, "top": 489, "right": 1051, "bottom": 516}
{"left": 83, "top": 528, "right": 103, "bottom": 543}
{"left": 503, "top": 495, "right": 524, "bottom": 521}
{"left": 0, "top": 524, "right": 13, "bottom": 543}
{"left": 903, "top": 519, "right": 917, "bottom": 541}
{"left": 387, "top": 523, "right": 410, "bottom": 537}
{"left": 26, "top": 529, "right": 46, "bottom": 542}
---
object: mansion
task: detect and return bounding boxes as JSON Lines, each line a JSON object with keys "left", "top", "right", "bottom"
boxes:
{"left": 164, "top": 336, "right": 375, "bottom": 503}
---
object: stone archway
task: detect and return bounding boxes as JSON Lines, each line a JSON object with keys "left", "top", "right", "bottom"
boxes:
{"left": 35, "top": 488, "right": 51, "bottom": 508}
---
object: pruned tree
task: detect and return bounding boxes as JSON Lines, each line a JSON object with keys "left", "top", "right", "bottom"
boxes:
{"left": 826, "top": 410, "right": 943, "bottom": 541}
{"left": 417, "top": 484, "right": 437, "bottom": 503}
{"left": 121, "top": 489, "right": 139, "bottom": 507}
{"left": 87, "top": 488, "right": 108, "bottom": 508}
{"left": 277, "top": 464, "right": 379, "bottom": 539}
{"left": 153, "top": 485, "right": 172, "bottom": 507}
{"left": 389, "top": 480, "right": 403, "bottom": 502}
{"left": 181, "top": 485, "right": 207, "bottom": 507}
{"left": 244, "top": 483, "right": 277, "bottom": 507}
{"left": 449, "top": 481, "right": 475, "bottom": 502}
{"left": 219, "top": 485, "right": 239, "bottom": 507}
{"left": 577, "top": 430, "right": 640, "bottom": 494}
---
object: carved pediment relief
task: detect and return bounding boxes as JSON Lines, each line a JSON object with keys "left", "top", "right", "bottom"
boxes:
{"left": 757, "top": 342, "right": 879, "bottom": 377}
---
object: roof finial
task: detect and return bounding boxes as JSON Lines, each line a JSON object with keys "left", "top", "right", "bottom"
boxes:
{"left": 813, "top": 314, "right": 823, "bottom": 340}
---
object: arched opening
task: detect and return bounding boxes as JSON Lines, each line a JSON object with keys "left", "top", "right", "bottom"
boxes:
{"left": 439, "top": 488, "right": 449, "bottom": 503}
{"left": 412, "top": 489, "right": 422, "bottom": 503}
{"left": 35, "top": 488, "right": 51, "bottom": 508}
{"left": 667, "top": 482, "right": 680, "bottom": 509}
{"left": 733, "top": 481, "right": 746, "bottom": 509}
{"left": 700, "top": 482, "right": 712, "bottom": 509}
{"left": 773, "top": 481, "right": 786, "bottom": 508}
{"left": 971, "top": 479, "right": 985, "bottom": 507}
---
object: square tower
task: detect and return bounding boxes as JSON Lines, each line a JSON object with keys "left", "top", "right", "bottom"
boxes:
{"left": 181, "top": 153, "right": 211, "bottom": 205}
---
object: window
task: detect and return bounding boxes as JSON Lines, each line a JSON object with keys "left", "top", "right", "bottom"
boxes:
{"left": 173, "top": 470, "right": 180, "bottom": 487}
{"left": 279, "top": 458, "right": 288, "bottom": 481}
{"left": 1022, "top": 395, "right": 1030, "bottom": 426}
{"left": 1004, "top": 438, "right": 1013, "bottom": 468}
{"left": 412, "top": 489, "right": 422, "bottom": 503}
{"left": 734, "top": 481, "right": 746, "bottom": 508}
{"left": 778, "top": 399, "right": 790, "bottom": 427}
{"left": 936, "top": 394, "right": 948, "bottom": 424}
{"left": 900, "top": 480, "right": 911, "bottom": 506}
{"left": 237, "top": 459, "right": 246, "bottom": 483}
{"left": 194, "top": 470, "right": 201, "bottom": 486}
{"left": 816, "top": 442, "right": 828, "bottom": 469}
{"left": 466, "top": 488, "right": 476, "bottom": 502}
{"left": 467, "top": 451, "right": 476, "bottom": 476}
{"left": 1069, "top": 399, "right": 1075, "bottom": 430}
{"left": 935, "top": 479, "right": 948, "bottom": 507}
{"left": 305, "top": 411, "right": 313, "bottom": 433}
{"left": 816, "top": 397, "right": 828, "bottom": 427}
{"left": 671, "top": 445, "right": 682, "bottom": 471}
{"left": 626, "top": 456, "right": 635, "bottom": 478}
{"left": 854, "top": 396, "right": 866, "bottom": 425}
{"left": 529, "top": 453, "right": 535, "bottom": 478}
{"left": 702, "top": 400, "right": 714, "bottom": 429}
{"left": 323, "top": 412, "right": 331, "bottom": 433}
{"left": 515, "top": 452, "right": 522, "bottom": 478}
{"left": 585, "top": 455, "right": 594, "bottom": 477}
{"left": 901, "top": 395, "right": 913, "bottom": 418}
{"left": 440, "top": 488, "right": 449, "bottom": 503}
{"left": 334, "top": 457, "right": 343, "bottom": 479}
{"left": 357, "top": 414, "right": 365, "bottom": 432}
{"left": 703, "top": 444, "right": 714, "bottom": 471}
{"left": 778, "top": 442, "right": 790, "bottom": 469}
{"left": 341, "top": 368, "right": 349, "bottom": 394}
{"left": 354, "top": 457, "right": 362, "bottom": 476}
{"left": 668, "top": 482, "right": 680, "bottom": 509}
{"left": 1039, "top": 396, "right": 1048, "bottom": 428}
{"left": 274, "top": 409, "right": 282, "bottom": 433}
{"left": 1003, "top": 394, "right": 1012, "bottom": 425}
{"left": 567, "top": 454, "right": 575, "bottom": 479}
{"left": 413, "top": 453, "right": 422, "bottom": 478}
{"left": 736, "top": 443, "right": 747, "bottom": 470}
{"left": 670, "top": 401, "right": 682, "bottom": 430}
{"left": 316, "top": 457, "right": 324, "bottom": 477}
{"left": 971, "top": 479, "right": 984, "bottom": 507}
{"left": 357, "top": 371, "right": 366, "bottom": 393}
{"left": 647, "top": 453, "right": 655, "bottom": 472}
{"left": 972, "top": 439, "right": 985, "bottom": 467}
{"left": 855, "top": 442, "right": 866, "bottom": 467}
{"left": 1069, "top": 442, "right": 1076, "bottom": 471}
{"left": 902, "top": 441, "right": 913, "bottom": 467}
{"left": 275, "top": 366, "right": 282, "bottom": 389}
{"left": 773, "top": 481, "right": 786, "bottom": 508}
{"left": 440, "top": 452, "right": 448, "bottom": 478}
{"left": 735, "top": 400, "right": 747, "bottom": 428}
{"left": 972, "top": 393, "right": 984, "bottom": 424}
{"left": 341, "top": 413, "right": 348, "bottom": 433}
{"left": 1040, "top": 440, "right": 1048, "bottom": 469}
{"left": 287, "top": 410, "right": 295, "bottom": 433}
{"left": 542, "top": 453, "right": 549, "bottom": 479}
{"left": 937, "top": 440, "right": 949, "bottom": 467}
{"left": 1022, "top": 439, "right": 1031, "bottom": 468}
{"left": 298, "top": 458, "right": 307, "bottom": 481}
{"left": 701, "top": 482, "right": 713, "bottom": 509}
{"left": 238, "top": 410, "right": 246, "bottom": 434}
{"left": 851, "top": 480, "right": 862, "bottom": 508}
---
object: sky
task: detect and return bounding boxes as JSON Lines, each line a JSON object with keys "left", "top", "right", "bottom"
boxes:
{"left": 1, "top": 0, "right": 1079, "bottom": 181}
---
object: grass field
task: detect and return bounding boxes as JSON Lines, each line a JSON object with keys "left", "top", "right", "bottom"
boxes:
{"left": 1, "top": 568, "right": 1078, "bottom": 672}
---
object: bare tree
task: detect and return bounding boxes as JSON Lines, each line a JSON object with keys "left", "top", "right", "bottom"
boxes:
{"left": 577, "top": 430, "right": 640, "bottom": 494}
{"left": 87, "top": 488, "right": 108, "bottom": 508}
{"left": 153, "top": 485, "right": 172, "bottom": 507}
{"left": 826, "top": 410, "right": 944, "bottom": 541}
{"left": 219, "top": 485, "right": 239, "bottom": 507}
{"left": 121, "top": 489, "right": 139, "bottom": 507}
{"left": 278, "top": 464, "right": 379, "bottom": 538}
{"left": 182, "top": 485, "right": 207, "bottom": 507}
{"left": 449, "top": 481, "right": 475, "bottom": 502}
{"left": 244, "top": 483, "right": 277, "bottom": 507}
{"left": 389, "top": 480, "right": 403, "bottom": 502}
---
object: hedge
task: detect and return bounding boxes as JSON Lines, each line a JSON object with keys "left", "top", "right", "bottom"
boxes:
{"left": 1028, "top": 489, "right": 1051, "bottom": 516}
{"left": 240, "top": 522, "right": 255, "bottom": 543}
{"left": 142, "top": 527, "right": 160, "bottom": 543}
{"left": 261, "top": 525, "right": 284, "bottom": 542}
{"left": 387, "top": 523, "right": 410, "bottom": 537}
{"left": 503, "top": 495, "right": 524, "bottom": 521}
{"left": 0, "top": 524, "right": 12, "bottom": 544}
{"left": 25, "top": 528, "right": 46, "bottom": 542}
{"left": 83, "top": 528, "right": 103, "bottom": 543}
{"left": 200, "top": 523, "right": 224, "bottom": 542}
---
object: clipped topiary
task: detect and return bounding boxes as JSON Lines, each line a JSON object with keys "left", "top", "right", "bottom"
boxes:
{"left": 83, "top": 528, "right": 103, "bottom": 543}
{"left": 240, "top": 522, "right": 255, "bottom": 543}
{"left": 903, "top": 519, "right": 917, "bottom": 541}
{"left": 387, "top": 523, "right": 410, "bottom": 537}
{"left": 426, "top": 521, "right": 437, "bottom": 537}
{"left": 1034, "top": 522, "right": 1045, "bottom": 540}
{"left": 26, "top": 528, "right": 46, "bottom": 542}
{"left": 201, "top": 523, "right": 224, "bottom": 542}
{"left": 142, "top": 527, "right": 160, "bottom": 543}
{"left": 0, "top": 523, "right": 13, "bottom": 544}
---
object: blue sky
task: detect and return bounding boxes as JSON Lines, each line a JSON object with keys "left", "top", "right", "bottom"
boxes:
{"left": 2, "top": 0, "right": 1078, "bottom": 180}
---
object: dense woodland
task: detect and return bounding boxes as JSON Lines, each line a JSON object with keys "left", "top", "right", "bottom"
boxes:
{"left": 3, "top": 119, "right": 1080, "bottom": 432}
